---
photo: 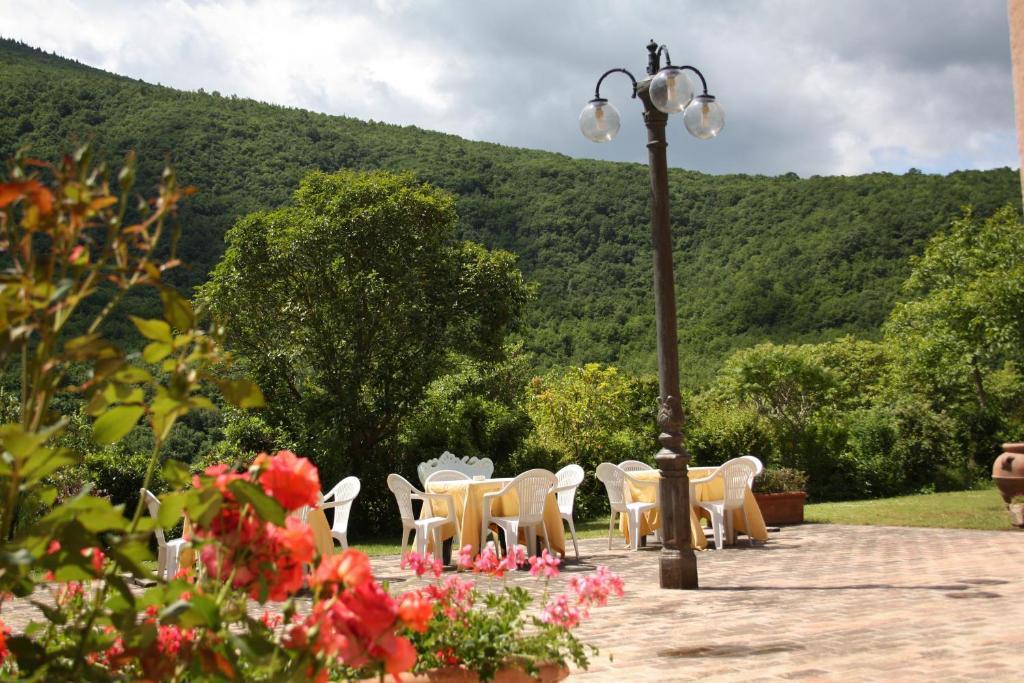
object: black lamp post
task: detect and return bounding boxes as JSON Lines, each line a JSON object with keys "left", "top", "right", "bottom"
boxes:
{"left": 579, "top": 40, "right": 724, "bottom": 590}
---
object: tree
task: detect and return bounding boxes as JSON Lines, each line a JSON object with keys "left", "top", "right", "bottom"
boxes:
{"left": 883, "top": 206, "right": 1024, "bottom": 465}
{"left": 199, "top": 169, "right": 530, "bottom": 531}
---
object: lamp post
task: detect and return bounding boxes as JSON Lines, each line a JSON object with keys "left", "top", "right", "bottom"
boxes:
{"left": 579, "top": 40, "right": 724, "bottom": 590}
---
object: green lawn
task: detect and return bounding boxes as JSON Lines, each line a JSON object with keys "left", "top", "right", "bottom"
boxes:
{"left": 805, "top": 487, "right": 1016, "bottom": 531}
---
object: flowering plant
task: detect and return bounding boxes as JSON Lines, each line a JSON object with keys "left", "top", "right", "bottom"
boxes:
{"left": 400, "top": 543, "right": 624, "bottom": 682}
{"left": 0, "top": 151, "right": 423, "bottom": 681}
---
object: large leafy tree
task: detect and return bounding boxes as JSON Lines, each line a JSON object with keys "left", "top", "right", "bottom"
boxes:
{"left": 884, "top": 206, "right": 1024, "bottom": 464}
{"left": 199, "top": 170, "right": 530, "bottom": 530}
{"left": 884, "top": 208, "right": 1024, "bottom": 409}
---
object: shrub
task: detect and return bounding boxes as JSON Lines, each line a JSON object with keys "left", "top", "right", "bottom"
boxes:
{"left": 752, "top": 467, "right": 808, "bottom": 494}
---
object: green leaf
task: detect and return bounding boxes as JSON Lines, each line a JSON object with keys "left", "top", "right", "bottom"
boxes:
{"left": 92, "top": 405, "right": 145, "bottom": 444}
{"left": 216, "top": 378, "right": 265, "bottom": 409}
{"left": 162, "top": 460, "right": 192, "bottom": 488}
{"left": 228, "top": 479, "right": 285, "bottom": 526}
{"left": 21, "top": 446, "right": 79, "bottom": 485}
{"left": 143, "top": 341, "right": 172, "bottom": 363}
{"left": 129, "top": 315, "right": 173, "bottom": 343}
{"left": 157, "top": 491, "right": 188, "bottom": 528}
{"left": 161, "top": 288, "right": 195, "bottom": 331}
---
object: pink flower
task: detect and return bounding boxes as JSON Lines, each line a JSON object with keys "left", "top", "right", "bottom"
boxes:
{"left": 527, "top": 549, "right": 561, "bottom": 578}
{"left": 500, "top": 544, "right": 527, "bottom": 572}
{"left": 401, "top": 551, "right": 442, "bottom": 578}
{"left": 568, "top": 566, "right": 624, "bottom": 615}
{"left": 253, "top": 449, "right": 321, "bottom": 511}
{"left": 456, "top": 544, "right": 475, "bottom": 569}
{"left": 541, "top": 594, "right": 580, "bottom": 629}
{"left": 472, "top": 542, "right": 502, "bottom": 576}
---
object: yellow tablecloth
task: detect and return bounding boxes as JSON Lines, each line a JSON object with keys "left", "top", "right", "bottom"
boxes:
{"left": 180, "top": 508, "right": 335, "bottom": 569}
{"left": 621, "top": 467, "right": 769, "bottom": 551}
{"left": 424, "top": 478, "right": 566, "bottom": 557}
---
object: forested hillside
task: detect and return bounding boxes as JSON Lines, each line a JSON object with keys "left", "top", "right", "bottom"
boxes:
{"left": 1, "top": 39, "right": 1019, "bottom": 381}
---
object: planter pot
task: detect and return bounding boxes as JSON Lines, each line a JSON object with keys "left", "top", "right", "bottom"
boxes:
{"left": 1009, "top": 503, "right": 1024, "bottom": 529}
{"left": 992, "top": 442, "right": 1024, "bottom": 504}
{"left": 382, "top": 663, "right": 569, "bottom": 683}
{"left": 753, "top": 491, "right": 806, "bottom": 525}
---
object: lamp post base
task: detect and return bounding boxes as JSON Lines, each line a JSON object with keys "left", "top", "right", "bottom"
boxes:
{"left": 656, "top": 448, "right": 699, "bottom": 589}
{"left": 660, "top": 549, "right": 699, "bottom": 590}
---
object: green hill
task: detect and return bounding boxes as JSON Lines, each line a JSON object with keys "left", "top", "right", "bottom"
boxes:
{"left": 1, "top": 38, "right": 1019, "bottom": 382}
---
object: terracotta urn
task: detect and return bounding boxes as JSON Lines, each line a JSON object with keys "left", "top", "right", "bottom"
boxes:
{"left": 992, "top": 442, "right": 1024, "bottom": 504}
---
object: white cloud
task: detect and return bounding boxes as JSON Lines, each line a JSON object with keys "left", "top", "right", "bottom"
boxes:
{"left": 4, "top": 0, "right": 1017, "bottom": 176}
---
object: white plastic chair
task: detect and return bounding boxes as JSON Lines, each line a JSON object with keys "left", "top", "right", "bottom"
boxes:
{"left": 740, "top": 455, "right": 764, "bottom": 488}
{"left": 619, "top": 459, "right": 654, "bottom": 473}
{"left": 553, "top": 464, "right": 585, "bottom": 560}
{"left": 417, "top": 451, "right": 494, "bottom": 487}
{"left": 319, "top": 476, "right": 360, "bottom": 551}
{"left": 387, "top": 473, "right": 459, "bottom": 562}
{"left": 424, "top": 469, "right": 472, "bottom": 486}
{"left": 689, "top": 458, "right": 759, "bottom": 550}
{"left": 141, "top": 489, "right": 189, "bottom": 581}
{"left": 596, "top": 463, "right": 658, "bottom": 551}
{"left": 480, "top": 469, "right": 557, "bottom": 559}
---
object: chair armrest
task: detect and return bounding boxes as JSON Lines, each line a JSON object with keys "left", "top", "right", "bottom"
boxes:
{"left": 551, "top": 484, "right": 577, "bottom": 494}
{"left": 688, "top": 473, "right": 717, "bottom": 486}
{"left": 318, "top": 498, "right": 354, "bottom": 510}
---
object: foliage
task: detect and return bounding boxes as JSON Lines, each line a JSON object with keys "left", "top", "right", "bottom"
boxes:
{"left": 199, "top": 169, "right": 531, "bottom": 533}
{"left": 752, "top": 467, "right": 808, "bottom": 494}
{"left": 1, "top": 39, "right": 1021, "bottom": 381}
{"left": 401, "top": 545, "right": 621, "bottom": 682}
{"left": 524, "top": 364, "right": 656, "bottom": 519}
{"left": 884, "top": 206, "right": 1024, "bottom": 467}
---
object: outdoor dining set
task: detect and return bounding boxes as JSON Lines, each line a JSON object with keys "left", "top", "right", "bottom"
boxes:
{"left": 141, "top": 451, "right": 769, "bottom": 580}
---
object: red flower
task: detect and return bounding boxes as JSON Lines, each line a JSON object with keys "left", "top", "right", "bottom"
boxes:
{"left": 398, "top": 590, "right": 434, "bottom": 632}
{"left": 0, "top": 618, "right": 10, "bottom": 666}
{"left": 312, "top": 549, "right": 373, "bottom": 594}
{"left": 254, "top": 449, "right": 320, "bottom": 511}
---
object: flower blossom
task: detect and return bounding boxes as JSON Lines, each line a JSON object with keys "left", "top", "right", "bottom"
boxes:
{"left": 0, "top": 618, "right": 9, "bottom": 666}
{"left": 500, "top": 544, "right": 527, "bottom": 572}
{"left": 456, "top": 544, "right": 475, "bottom": 569}
{"left": 253, "top": 449, "right": 321, "bottom": 511}
{"left": 398, "top": 590, "right": 434, "bottom": 632}
{"left": 541, "top": 594, "right": 581, "bottom": 629}
{"left": 527, "top": 549, "right": 561, "bottom": 578}
{"left": 312, "top": 548, "right": 373, "bottom": 595}
{"left": 568, "top": 565, "right": 624, "bottom": 615}
{"left": 401, "top": 551, "right": 442, "bottom": 578}
{"left": 472, "top": 542, "right": 502, "bottom": 576}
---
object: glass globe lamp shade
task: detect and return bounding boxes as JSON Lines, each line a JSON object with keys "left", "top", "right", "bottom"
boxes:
{"left": 579, "top": 99, "right": 621, "bottom": 142}
{"left": 683, "top": 94, "right": 725, "bottom": 139}
{"left": 650, "top": 67, "right": 695, "bottom": 114}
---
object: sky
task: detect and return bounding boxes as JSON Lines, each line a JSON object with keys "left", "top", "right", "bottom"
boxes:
{"left": 4, "top": 0, "right": 1019, "bottom": 177}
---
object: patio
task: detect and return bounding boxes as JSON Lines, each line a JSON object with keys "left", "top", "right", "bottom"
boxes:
{"left": 3, "top": 523, "right": 1021, "bottom": 680}
{"left": 372, "top": 524, "right": 1023, "bottom": 681}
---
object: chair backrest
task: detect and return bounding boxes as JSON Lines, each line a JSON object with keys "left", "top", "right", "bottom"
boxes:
{"left": 503, "top": 469, "right": 556, "bottom": 526}
{"left": 554, "top": 464, "right": 585, "bottom": 515}
{"left": 619, "top": 459, "right": 653, "bottom": 473}
{"left": 325, "top": 476, "right": 360, "bottom": 533}
{"left": 595, "top": 462, "right": 625, "bottom": 507}
{"left": 719, "top": 459, "right": 758, "bottom": 509}
{"left": 739, "top": 455, "right": 764, "bottom": 487}
{"left": 387, "top": 473, "right": 419, "bottom": 522}
{"left": 425, "top": 469, "right": 471, "bottom": 486}
{"left": 417, "top": 451, "right": 494, "bottom": 486}
{"left": 141, "top": 488, "right": 166, "bottom": 547}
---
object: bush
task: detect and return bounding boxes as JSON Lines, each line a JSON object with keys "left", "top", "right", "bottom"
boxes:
{"left": 683, "top": 394, "right": 774, "bottom": 467}
{"left": 752, "top": 467, "right": 808, "bottom": 494}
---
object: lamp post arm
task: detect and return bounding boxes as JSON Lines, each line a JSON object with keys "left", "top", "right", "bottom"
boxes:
{"left": 675, "top": 65, "right": 709, "bottom": 95}
{"left": 594, "top": 68, "right": 638, "bottom": 100}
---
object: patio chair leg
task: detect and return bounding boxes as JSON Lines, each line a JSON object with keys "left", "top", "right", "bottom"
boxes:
{"left": 431, "top": 528, "right": 443, "bottom": 563}
{"left": 566, "top": 517, "right": 579, "bottom": 561}
{"left": 607, "top": 512, "right": 615, "bottom": 550}
{"left": 540, "top": 523, "right": 552, "bottom": 556}
{"left": 742, "top": 508, "right": 753, "bottom": 546}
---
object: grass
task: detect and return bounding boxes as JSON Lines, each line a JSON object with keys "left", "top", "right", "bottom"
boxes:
{"left": 349, "top": 487, "right": 1019, "bottom": 556}
{"left": 805, "top": 486, "right": 1017, "bottom": 531}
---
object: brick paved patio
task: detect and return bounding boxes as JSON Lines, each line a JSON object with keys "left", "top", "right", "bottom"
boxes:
{"left": 4, "top": 524, "right": 1022, "bottom": 680}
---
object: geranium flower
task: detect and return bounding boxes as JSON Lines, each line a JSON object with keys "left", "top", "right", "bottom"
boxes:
{"left": 527, "top": 549, "right": 560, "bottom": 578}
{"left": 568, "top": 565, "right": 624, "bottom": 614}
{"left": 500, "top": 544, "right": 527, "bottom": 572}
{"left": 0, "top": 618, "right": 9, "bottom": 666}
{"left": 312, "top": 548, "right": 373, "bottom": 594}
{"left": 398, "top": 590, "right": 434, "bottom": 632}
{"left": 472, "top": 542, "right": 502, "bottom": 576}
{"left": 541, "top": 594, "right": 581, "bottom": 629}
{"left": 456, "top": 544, "right": 475, "bottom": 569}
{"left": 253, "top": 449, "right": 321, "bottom": 511}
{"left": 401, "top": 551, "right": 442, "bottom": 578}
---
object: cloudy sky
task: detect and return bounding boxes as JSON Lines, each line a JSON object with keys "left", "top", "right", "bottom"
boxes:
{"left": 5, "top": 0, "right": 1018, "bottom": 176}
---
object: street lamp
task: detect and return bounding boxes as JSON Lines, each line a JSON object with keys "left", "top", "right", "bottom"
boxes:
{"left": 579, "top": 40, "right": 724, "bottom": 590}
